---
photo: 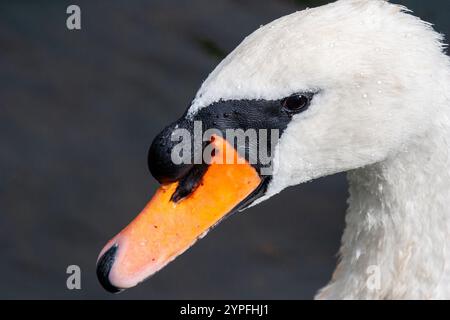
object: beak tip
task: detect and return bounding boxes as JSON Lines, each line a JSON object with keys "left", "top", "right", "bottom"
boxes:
{"left": 96, "top": 244, "right": 124, "bottom": 294}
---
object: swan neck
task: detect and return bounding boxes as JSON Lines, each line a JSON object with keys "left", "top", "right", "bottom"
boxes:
{"left": 319, "top": 124, "right": 450, "bottom": 299}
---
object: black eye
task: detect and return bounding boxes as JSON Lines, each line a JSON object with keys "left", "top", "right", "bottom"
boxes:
{"left": 282, "top": 94, "right": 311, "bottom": 113}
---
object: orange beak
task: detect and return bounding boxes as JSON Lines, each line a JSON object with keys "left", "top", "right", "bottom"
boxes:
{"left": 96, "top": 136, "right": 263, "bottom": 292}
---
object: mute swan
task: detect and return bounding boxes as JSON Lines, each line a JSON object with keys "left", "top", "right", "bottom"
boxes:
{"left": 97, "top": 0, "right": 450, "bottom": 299}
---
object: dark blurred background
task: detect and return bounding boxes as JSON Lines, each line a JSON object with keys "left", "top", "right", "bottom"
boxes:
{"left": 0, "top": 0, "right": 449, "bottom": 299}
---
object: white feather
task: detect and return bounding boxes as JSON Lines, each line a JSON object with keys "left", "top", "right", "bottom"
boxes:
{"left": 189, "top": 0, "right": 450, "bottom": 299}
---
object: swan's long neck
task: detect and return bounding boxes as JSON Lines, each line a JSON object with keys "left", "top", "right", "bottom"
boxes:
{"left": 318, "top": 119, "right": 450, "bottom": 299}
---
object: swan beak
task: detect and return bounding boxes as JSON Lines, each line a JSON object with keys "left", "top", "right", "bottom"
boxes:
{"left": 96, "top": 135, "right": 263, "bottom": 293}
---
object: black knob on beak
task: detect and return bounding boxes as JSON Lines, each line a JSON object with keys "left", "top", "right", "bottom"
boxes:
{"left": 148, "top": 120, "right": 194, "bottom": 184}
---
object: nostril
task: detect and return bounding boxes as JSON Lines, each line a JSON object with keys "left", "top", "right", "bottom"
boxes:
{"left": 96, "top": 245, "right": 122, "bottom": 293}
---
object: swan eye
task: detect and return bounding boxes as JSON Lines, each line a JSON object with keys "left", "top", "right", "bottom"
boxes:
{"left": 282, "top": 93, "right": 311, "bottom": 113}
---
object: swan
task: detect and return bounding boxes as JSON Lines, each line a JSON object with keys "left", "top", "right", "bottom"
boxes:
{"left": 96, "top": 0, "right": 450, "bottom": 299}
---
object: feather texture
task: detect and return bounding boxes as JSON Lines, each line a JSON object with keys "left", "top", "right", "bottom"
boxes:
{"left": 188, "top": 0, "right": 450, "bottom": 299}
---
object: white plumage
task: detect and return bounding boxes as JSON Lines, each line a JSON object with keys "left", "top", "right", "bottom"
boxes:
{"left": 188, "top": 0, "right": 450, "bottom": 299}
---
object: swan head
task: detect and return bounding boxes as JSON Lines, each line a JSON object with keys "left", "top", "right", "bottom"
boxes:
{"left": 189, "top": 0, "right": 448, "bottom": 199}
{"left": 97, "top": 0, "right": 449, "bottom": 292}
